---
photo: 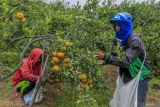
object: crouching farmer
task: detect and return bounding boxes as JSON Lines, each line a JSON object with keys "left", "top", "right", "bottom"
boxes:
{"left": 12, "top": 48, "right": 43, "bottom": 105}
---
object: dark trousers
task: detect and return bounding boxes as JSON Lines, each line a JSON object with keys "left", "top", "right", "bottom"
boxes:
{"left": 137, "top": 79, "right": 149, "bottom": 107}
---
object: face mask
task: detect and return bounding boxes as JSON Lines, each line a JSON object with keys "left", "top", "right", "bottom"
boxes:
{"left": 115, "top": 38, "right": 122, "bottom": 45}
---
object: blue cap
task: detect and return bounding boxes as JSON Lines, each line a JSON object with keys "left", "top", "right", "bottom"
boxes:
{"left": 110, "top": 12, "right": 132, "bottom": 22}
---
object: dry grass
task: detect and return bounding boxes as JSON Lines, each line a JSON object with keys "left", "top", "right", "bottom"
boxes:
{"left": 0, "top": 100, "right": 22, "bottom": 107}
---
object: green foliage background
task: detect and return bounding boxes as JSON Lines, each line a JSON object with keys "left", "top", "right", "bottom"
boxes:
{"left": 0, "top": 0, "right": 160, "bottom": 70}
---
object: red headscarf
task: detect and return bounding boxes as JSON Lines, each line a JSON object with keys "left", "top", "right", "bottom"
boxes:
{"left": 12, "top": 48, "right": 43, "bottom": 87}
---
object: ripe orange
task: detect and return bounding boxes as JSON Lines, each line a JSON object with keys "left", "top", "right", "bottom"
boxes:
{"left": 79, "top": 73, "right": 87, "bottom": 80}
{"left": 57, "top": 52, "right": 65, "bottom": 58}
{"left": 52, "top": 66, "right": 60, "bottom": 72}
{"left": 52, "top": 51, "right": 57, "bottom": 57}
{"left": 52, "top": 57, "right": 60, "bottom": 63}
{"left": 16, "top": 12, "right": 24, "bottom": 20}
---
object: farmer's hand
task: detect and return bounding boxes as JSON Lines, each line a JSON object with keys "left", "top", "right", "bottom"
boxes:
{"left": 96, "top": 51, "right": 105, "bottom": 60}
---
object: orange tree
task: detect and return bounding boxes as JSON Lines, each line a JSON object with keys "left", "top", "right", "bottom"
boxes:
{"left": 0, "top": 0, "right": 160, "bottom": 106}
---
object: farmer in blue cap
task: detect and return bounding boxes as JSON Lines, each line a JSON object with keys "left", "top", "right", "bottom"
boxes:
{"left": 96, "top": 12, "right": 151, "bottom": 107}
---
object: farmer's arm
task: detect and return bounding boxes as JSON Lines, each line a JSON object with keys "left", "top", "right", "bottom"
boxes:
{"left": 20, "top": 65, "right": 38, "bottom": 82}
{"left": 104, "top": 40, "right": 141, "bottom": 68}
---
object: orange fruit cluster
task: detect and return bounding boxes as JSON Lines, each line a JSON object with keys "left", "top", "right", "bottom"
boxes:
{"left": 77, "top": 73, "right": 96, "bottom": 93}
{"left": 16, "top": 12, "right": 25, "bottom": 23}
{"left": 51, "top": 51, "right": 63, "bottom": 72}
{"left": 51, "top": 44, "right": 72, "bottom": 73}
